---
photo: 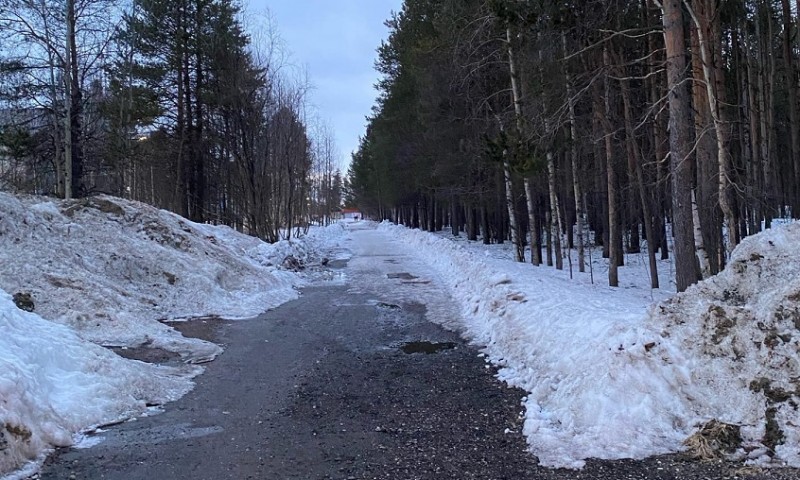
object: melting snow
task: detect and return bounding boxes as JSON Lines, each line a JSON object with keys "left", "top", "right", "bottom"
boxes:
{"left": 0, "top": 193, "right": 345, "bottom": 477}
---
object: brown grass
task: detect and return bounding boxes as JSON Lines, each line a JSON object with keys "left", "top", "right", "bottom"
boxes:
{"left": 683, "top": 420, "right": 742, "bottom": 460}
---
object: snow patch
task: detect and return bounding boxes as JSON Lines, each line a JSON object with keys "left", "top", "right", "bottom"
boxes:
{"left": 648, "top": 222, "right": 800, "bottom": 467}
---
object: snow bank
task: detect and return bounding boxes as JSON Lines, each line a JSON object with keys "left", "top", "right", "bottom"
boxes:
{"left": 0, "top": 193, "right": 344, "bottom": 362}
{"left": 649, "top": 222, "right": 800, "bottom": 466}
{"left": 0, "top": 290, "right": 196, "bottom": 477}
{"left": 0, "top": 193, "right": 346, "bottom": 477}
{"left": 379, "top": 221, "right": 800, "bottom": 468}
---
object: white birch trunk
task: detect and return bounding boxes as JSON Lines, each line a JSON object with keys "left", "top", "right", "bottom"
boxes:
{"left": 562, "top": 33, "right": 584, "bottom": 273}
{"left": 546, "top": 151, "right": 563, "bottom": 270}
{"left": 691, "top": 189, "right": 712, "bottom": 278}
{"left": 505, "top": 27, "right": 527, "bottom": 263}
{"left": 524, "top": 178, "right": 540, "bottom": 265}
{"left": 504, "top": 151, "right": 524, "bottom": 262}
{"left": 539, "top": 38, "right": 563, "bottom": 270}
{"left": 684, "top": 0, "right": 737, "bottom": 255}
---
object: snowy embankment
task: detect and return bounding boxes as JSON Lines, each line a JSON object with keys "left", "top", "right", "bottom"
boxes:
{"left": 0, "top": 292, "right": 194, "bottom": 478}
{"left": 379, "top": 221, "right": 800, "bottom": 469}
{"left": 0, "top": 193, "right": 344, "bottom": 477}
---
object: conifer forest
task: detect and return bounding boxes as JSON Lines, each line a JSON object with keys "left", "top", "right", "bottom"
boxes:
{"left": 349, "top": 0, "right": 800, "bottom": 291}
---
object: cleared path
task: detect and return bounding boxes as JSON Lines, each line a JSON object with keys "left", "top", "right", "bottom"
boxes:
{"left": 37, "top": 224, "right": 534, "bottom": 479}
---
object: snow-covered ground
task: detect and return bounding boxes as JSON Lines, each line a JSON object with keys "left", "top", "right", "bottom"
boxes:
{"left": 379, "top": 221, "right": 800, "bottom": 469}
{"left": 0, "top": 193, "right": 345, "bottom": 477}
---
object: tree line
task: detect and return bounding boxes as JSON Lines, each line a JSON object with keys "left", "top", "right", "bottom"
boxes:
{"left": 349, "top": 0, "right": 799, "bottom": 291}
{"left": 0, "top": 0, "right": 343, "bottom": 241}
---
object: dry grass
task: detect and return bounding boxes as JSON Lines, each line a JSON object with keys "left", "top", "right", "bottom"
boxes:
{"left": 683, "top": 420, "right": 742, "bottom": 460}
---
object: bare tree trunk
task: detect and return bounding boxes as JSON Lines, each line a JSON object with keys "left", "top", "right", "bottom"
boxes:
{"left": 619, "top": 71, "right": 659, "bottom": 288}
{"left": 603, "top": 45, "right": 618, "bottom": 287}
{"left": 505, "top": 26, "right": 527, "bottom": 263}
{"left": 758, "top": 4, "right": 776, "bottom": 227}
{"left": 781, "top": 0, "right": 800, "bottom": 212}
{"left": 467, "top": 204, "right": 478, "bottom": 240}
{"left": 540, "top": 38, "right": 563, "bottom": 270}
{"left": 63, "top": 0, "right": 74, "bottom": 199}
{"left": 545, "top": 208, "right": 553, "bottom": 266}
{"left": 662, "top": 0, "right": 700, "bottom": 292}
{"left": 481, "top": 202, "right": 491, "bottom": 245}
{"left": 688, "top": 3, "right": 719, "bottom": 274}
{"left": 524, "top": 178, "right": 541, "bottom": 266}
{"left": 46, "top": 51, "right": 64, "bottom": 197}
{"left": 502, "top": 150, "right": 524, "bottom": 262}
{"left": 710, "top": 9, "right": 737, "bottom": 254}
{"left": 690, "top": 188, "right": 711, "bottom": 277}
{"left": 744, "top": 20, "right": 763, "bottom": 233}
{"left": 588, "top": 84, "right": 610, "bottom": 262}
{"left": 649, "top": 62, "right": 670, "bottom": 260}
{"left": 742, "top": 87, "right": 758, "bottom": 234}
{"left": 563, "top": 33, "right": 585, "bottom": 273}
{"left": 532, "top": 191, "right": 543, "bottom": 264}
{"left": 546, "top": 152, "right": 563, "bottom": 270}
{"left": 174, "top": 1, "right": 188, "bottom": 216}
{"left": 191, "top": 1, "right": 207, "bottom": 223}
{"left": 67, "top": 0, "right": 83, "bottom": 198}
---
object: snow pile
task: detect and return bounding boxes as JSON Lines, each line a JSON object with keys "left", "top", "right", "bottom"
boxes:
{"left": 378, "top": 220, "right": 800, "bottom": 468}
{"left": 0, "top": 193, "right": 346, "bottom": 477}
{"left": 649, "top": 222, "right": 800, "bottom": 466}
{"left": 0, "top": 193, "right": 343, "bottom": 362}
{"left": 0, "top": 290, "right": 196, "bottom": 477}
{"left": 191, "top": 221, "right": 346, "bottom": 275}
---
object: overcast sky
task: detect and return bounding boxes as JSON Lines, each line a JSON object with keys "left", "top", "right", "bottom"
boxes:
{"left": 247, "top": 0, "right": 403, "bottom": 171}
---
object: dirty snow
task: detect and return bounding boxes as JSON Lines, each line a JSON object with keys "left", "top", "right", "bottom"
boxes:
{"left": 378, "top": 220, "right": 800, "bottom": 469}
{"left": 0, "top": 192, "right": 345, "bottom": 477}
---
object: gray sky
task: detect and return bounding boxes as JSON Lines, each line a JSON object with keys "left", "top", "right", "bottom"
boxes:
{"left": 248, "top": 0, "right": 403, "bottom": 170}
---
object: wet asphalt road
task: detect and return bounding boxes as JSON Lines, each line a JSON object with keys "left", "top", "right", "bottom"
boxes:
{"left": 36, "top": 224, "right": 800, "bottom": 479}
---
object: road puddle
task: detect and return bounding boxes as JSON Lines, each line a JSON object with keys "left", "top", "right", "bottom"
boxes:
{"left": 400, "top": 341, "right": 457, "bottom": 354}
{"left": 376, "top": 301, "right": 403, "bottom": 310}
{"left": 107, "top": 345, "right": 181, "bottom": 364}
{"left": 387, "top": 272, "right": 418, "bottom": 280}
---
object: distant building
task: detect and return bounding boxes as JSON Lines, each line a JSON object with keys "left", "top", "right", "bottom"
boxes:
{"left": 341, "top": 208, "right": 361, "bottom": 221}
